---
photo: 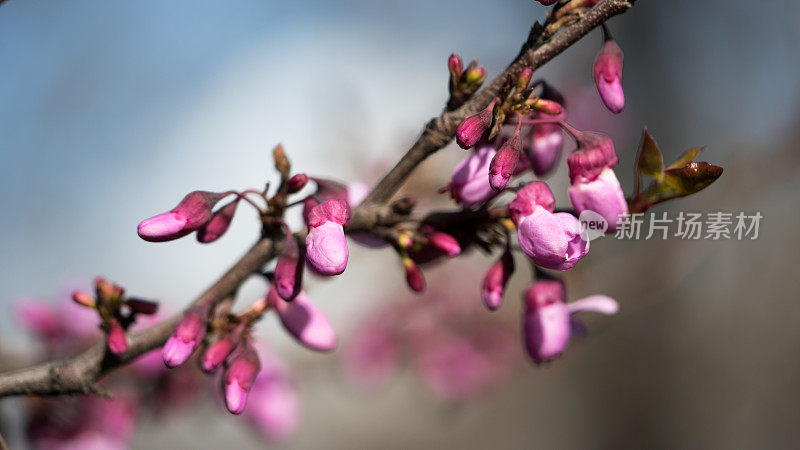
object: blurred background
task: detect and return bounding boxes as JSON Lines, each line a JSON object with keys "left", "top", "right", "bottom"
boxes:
{"left": 1, "top": 0, "right": 799, "bottom": 448}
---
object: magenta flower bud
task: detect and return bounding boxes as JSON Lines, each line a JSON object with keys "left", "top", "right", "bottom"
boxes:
{"left": 488, "top": 124, "right": 522, "bottom": 191}
{"left": 569, "top": 166, "right": 629, "bottom": 232}
{"left": 481, "top": 249, "right": 515, "bottom": 311}
{"left": 274, "top": 226, "right": 304, "bottom": 301}
{"left": 449, "top": 145, "right": 498, "bottom": 208}
{"left": 508, "top": 181, "right": 556, "bottom": 225}
{"left": 107, "top": 320, "right": 127, "bottom": 355}
{"left": 305, "top": 199, "right": 350, "bottom": 276}
{"left": 526, "top": 114, "right": 564, "bottom": 176}
{"left": 224, "top": 342, "right": 261, "bottom": 415}
{"left": 138, "top": 191, "right": 229, "bottom": 242}
{"left": 522, "top": 280, "right": 570, "bottom": 364}
{"left": 456, "top": 98, "right": 498, "bottom": 149}
{"left": 202, "top": 325, "right": 244, "bottom": 373}
{"left": 403, "top": 257, "right": 425, "bottom": 293}
{"left": 517, "top": 207, "right": 589, "bottom": 271}
{"left": 447, "top": 53, "right": 463, "bottom": 78}
{"left": 287, "top": 173, "right": 308, "bottom": 193}
{"left": 593, "top": 38, "right": 625, "bottom": 114}
{"left": 424, "top": 227, "right": 460, "bottom": 257}
{"left": 163, "top": 301, "right": 212, "bottom": 368}
{"left": 566, "top": 132, "right": 618, "bottom": 183}
{"left": 267, "top": 287, "right": 338, "bottom": 352}
{"left": 196, "top": 198, "right": 239, "bottom": 243}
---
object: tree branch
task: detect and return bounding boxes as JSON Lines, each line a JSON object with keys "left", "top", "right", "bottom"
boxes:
{"left": 352, "top": 0, "right": 634, "bottom": 224}
{"left": 0, "top": 0, "right": 635, "bottom": 398}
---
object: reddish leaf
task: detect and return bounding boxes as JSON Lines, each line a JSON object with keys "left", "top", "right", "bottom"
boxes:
{"left": 662, "top": 162, "right": 723, "bottom": 196}
{"left": 666, "top": 146, "right": 706, "bottom": 170}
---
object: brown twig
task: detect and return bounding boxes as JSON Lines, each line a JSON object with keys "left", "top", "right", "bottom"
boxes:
{"left": 0, "top": 0, "right": 634, "bottom": 398}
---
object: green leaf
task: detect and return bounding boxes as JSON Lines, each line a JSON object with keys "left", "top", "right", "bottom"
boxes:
{"left": 665, "top": 146, "right": 706, "bottom": 170}
{"left": 662, "top": 162, "right": 723, "bottom": 196}
{"left": 636, "top": 129, "right": 664, "bottom": 178}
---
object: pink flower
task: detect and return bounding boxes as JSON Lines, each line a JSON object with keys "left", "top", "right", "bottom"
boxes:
{"left": 481, "top": 249, "right": 515, "bottom": 311}
{"left": 343, "top": 315, "right": 398, "bottom": 389}
{"left": 509, "top": 182, "right": 589, "bottom": 271}
{"left": 305, "top": 199, "right": 350, "bottom": 276}
{"left": 593, "top": 37, "right": 625, "bottom": 114}
{"left": 567, "top": 133, "right": 627, "bottom": 232}
{"left": 569, "top": 167, "right": 629, "bottom": 232}
{"left": 416, "top": 336, "right": 497, "bottom": 401}
{"left": 274, "top": 226, "right": 304, "bottom": 301}
{"left": 202, "top": 325, "right": 244, "bottom": 373}
{"left": 267, "top": 287, "right": 337, "bottom": 352}
{"left": 163, "top": 300, "right": 212, "bottom": 368}
{"left": 449, "top": 144, "right": 498, "bottom": 208}
{"left": 223, "top": 342, "right": 261, "bottom": 415}
{"left": 287, "top": 173, "right": 308, "bottom": 193}
{"left": 403, "top": 257, "right": 426, "bottom": 293}
{"left": 15, "top": 299, "right": 64, "bottom": 340}
{"left": 245, "top": 355, "right": 300, "bottom": 442}
{"left": 522, "top": 280, "right": 618, "bottom": 364}
{"left": 424, "top": 227, "right": 460, "bottom": 257}
{"left": 137, "top": 191, "right": 229, "bottom": 242}
{"left": 527, "top": 115, "right": 564, "bottom": 176}
{"left": 196, "top": 198, "right": 239, "bottom": 243}
{"left": 456, "top": 98, "right": 498, "bottom": 149}
{"left": 488, "top": 123, "right": 522, "bottom": 191}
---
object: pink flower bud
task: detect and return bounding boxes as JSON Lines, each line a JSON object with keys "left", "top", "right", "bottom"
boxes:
{"left": 305, "top": 199, "right": 350, "bottom": 276}
{"left": 526, "top": 113, "right": 564, "bottom": 176}
{"left": 274, "top": 226, "right": 304, "bottom": 301}
{"left": 456, "top": 98, "right": 498, "bottom": 149}
{"left": 508, "top": 181, "right": 556, "bottom": 225}
{"left": 71, "top": 290, "right": 96, "bottom": 308}
{"left": 138, "top": 191, "right": 228, "bottom": 242}
{"left": 488, "top": 124, "right": 522, "bottom": 191}
{"left": 196, "top": 198, "right": 239, "bottom": 243}
{"left": 447, "top": 53, "right": 463, "bottom": 78}
{"left": 593, "top": 39, "right": 625, "bottom": 114}
{"left": 569, "top": 166, "right": 629, "bottom": 232}
{"left": 163, "top": 301, "right": 211, "bottom": 368}
{"left": 202, "top": 325, "right": 244, "bottom": 373}
{"left": 107, "top": 320, "right": 127, "bottom": 355}
{"left": 522, "top": 280, "right": 570, "bottom": 364}
{"left": 224, "top": 342, "right": 261, "bottom": 415}
{"left": 566, "top": 132, "right": 618, "bottom": 183}
{"left": 424, "top": 227, "right": 460, "bottom": 257}
{"left": 403, "top": 258, "right": 426, "bottom": 293}
{"left": 267, "top": 287, "right": 338, "bottom": 352}
{"left": 481, "top": 249, "right": 515, "bottom": 311}
{"left": 449, "top": 145, "right": 498, "bottom": 208}
{"left": 287, "top": 173, "right": 308, "bottom": 193}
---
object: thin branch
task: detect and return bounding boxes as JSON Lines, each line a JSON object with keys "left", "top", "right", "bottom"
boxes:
{"left": 0, "top": 0, "right": 635, "bottom": 398}
{"left": 350, "top": 0, "right": 633, "bottom": 229}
